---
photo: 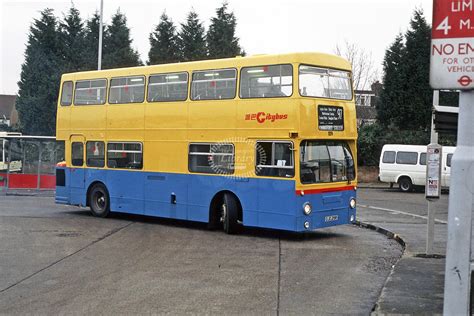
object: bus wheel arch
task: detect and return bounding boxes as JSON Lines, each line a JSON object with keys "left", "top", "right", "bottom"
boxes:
{"left": 397, "top": 176, "right": 413, "bottom": 193}
{"left": 209, "top": 191, "right": 242, "bottom": 234}
{"left": 86, "top": 181, "right": 110, "bottom": 217}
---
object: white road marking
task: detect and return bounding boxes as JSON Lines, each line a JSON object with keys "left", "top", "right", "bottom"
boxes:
{"left": 358, "top": 204, "right": 448, "bottom": 224}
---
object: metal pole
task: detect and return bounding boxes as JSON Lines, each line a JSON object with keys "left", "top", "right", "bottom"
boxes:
{"left": 36, "top": 142, "right": 42, "bottom": 190}
{"left": 426, "top": 90, "right": 440, "bottom": 254}
{"left": 443, "top": 90, "right": 474, "bottom": 315}
{"left": 97, "top": 0, "right": 104, "bottom": 70}
{"left": 6, "top": 140, "right": 10, "bottom": 191}
{"left": 431, "top": 90, "right": 439, "bottom": 144}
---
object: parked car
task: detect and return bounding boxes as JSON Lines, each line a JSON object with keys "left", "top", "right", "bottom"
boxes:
{"left": 379, "top": 144, "right": 455, "bottom": 192}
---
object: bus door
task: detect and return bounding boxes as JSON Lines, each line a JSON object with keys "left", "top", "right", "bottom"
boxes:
{"left": 69, "top": 135, "right": 86, "bottom": 191}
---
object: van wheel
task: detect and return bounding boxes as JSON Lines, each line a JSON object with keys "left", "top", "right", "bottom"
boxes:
{"left": 89, "top": 183, "right": 110, "bottom": 217}
{"left": 399, "top": 178, "right": 413, "bottom": 193}
{"left": 220, "top": 193, "right": 239, "bottom": 234}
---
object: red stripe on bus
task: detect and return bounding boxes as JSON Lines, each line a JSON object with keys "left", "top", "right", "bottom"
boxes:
{"left": 295, "top": 185, "right": 355, "bottom": 195}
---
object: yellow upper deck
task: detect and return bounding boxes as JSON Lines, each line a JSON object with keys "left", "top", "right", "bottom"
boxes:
{"left": 57, "top": 52, "right": 355, "bottom": 141}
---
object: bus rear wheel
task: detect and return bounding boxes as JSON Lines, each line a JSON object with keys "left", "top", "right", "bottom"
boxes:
{"left": 398, "top": 177, "right": 413, "bottom": 193}
{"left": 89, "top": 183, "right": 110, "bottom": 217}
{"left": 220, "top": 193, "right": 239, "bottom": 234}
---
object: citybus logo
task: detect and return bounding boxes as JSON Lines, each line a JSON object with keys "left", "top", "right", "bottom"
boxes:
{"left": 245, "top": 112, "right": 288, "bottom": 123}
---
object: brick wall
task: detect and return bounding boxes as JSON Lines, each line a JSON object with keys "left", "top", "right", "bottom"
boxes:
{"left": 358, "top": 166, "right": 379, "bottom": 183}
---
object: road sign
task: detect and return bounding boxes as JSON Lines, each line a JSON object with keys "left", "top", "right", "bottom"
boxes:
{"left": 430, "top": 0, "right": 474, "bottom": 90}
{"left": 425, "top": 144, "right": 442, "bottom": 199}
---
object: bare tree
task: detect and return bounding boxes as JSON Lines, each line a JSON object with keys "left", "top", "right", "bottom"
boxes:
{"left": 334, "top": 40, "right": 379, "bottom": 91}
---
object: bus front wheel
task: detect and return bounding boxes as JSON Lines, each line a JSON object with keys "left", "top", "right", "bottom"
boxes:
{"left": 221, "top": 193, "right": 239, "bottom": 234}
{"left": 89, "top": 183, "right": 110, "bottom": 217}
{"left": 398, "top": 177, "right": 413, "bottom": 193}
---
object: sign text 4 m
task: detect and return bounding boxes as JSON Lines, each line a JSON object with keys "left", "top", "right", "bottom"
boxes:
{"left": 430, "top": 0, "right": 474, "bottom": 89}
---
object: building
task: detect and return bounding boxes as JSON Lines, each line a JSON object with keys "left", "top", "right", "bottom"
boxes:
{"left": 0, "top": 95, "right": 18, "bottom": 128}
{"left": 355, "top": 81, "right": 381, "bottom": 127}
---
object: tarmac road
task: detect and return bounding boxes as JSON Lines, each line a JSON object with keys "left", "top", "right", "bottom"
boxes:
{"left": 0, "top": 194, "right": 402, "bottom": 314}
{"left": 357, "top": 186, "right": 450, "bottom": 314}
{"left": 358, "top": 186, "right": 449, "bottom": 224}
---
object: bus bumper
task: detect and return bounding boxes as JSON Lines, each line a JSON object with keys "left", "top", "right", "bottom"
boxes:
{"left": 293, "top": 187, "right": 357, "bottom": 232}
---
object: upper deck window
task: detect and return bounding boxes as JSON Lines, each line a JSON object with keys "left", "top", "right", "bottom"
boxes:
{"left": 148, "top": 72, "right": 188, "bottom": 102}
{"left": 191, "top": 69, "right": 236, "bottom": 100}
{"left": 74, "top": 79, "right": 107, "bottom": 105}
{"left": 299, "top": 65, "right": 352, "bottom": 100}
{"left": 240, "top": 64, "right": 292, "bottom": 98}
{"left": 109, "top": 76, "right": 145, "bottom": 104}
{"left": 60, "top": 81, "right": 73, "bottom": 106}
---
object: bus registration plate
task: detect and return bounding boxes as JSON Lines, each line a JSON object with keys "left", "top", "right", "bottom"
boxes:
{"left": 325, "top": 215, "right": 339, "bottom": 222}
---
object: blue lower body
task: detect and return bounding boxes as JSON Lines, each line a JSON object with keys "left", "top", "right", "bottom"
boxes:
{"left": 56, "top": 167, "right": 356, "bottom": 232}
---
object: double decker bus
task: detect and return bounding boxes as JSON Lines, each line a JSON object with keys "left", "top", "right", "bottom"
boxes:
{"left": 55, "top": 52, "right": 357, "bottom": 234}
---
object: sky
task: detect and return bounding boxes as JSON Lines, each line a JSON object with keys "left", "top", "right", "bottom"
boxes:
{"left": 0, "top": 0, "right": 433, "bottom": 95}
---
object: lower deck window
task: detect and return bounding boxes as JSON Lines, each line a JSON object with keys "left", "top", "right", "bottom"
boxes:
{"left": 86, "top": 141, "right": 105, "bottom": 168}
{"left": 189, "top": 143, "right": 234, "bottom": 174}
{"left": 107, "top": 142, "right": 143, "bottom": 169}
{"left": 256, "top": 141, "right": 294, "bottom": 178}
{"left": 71, "top": 142, "right": 84, "bottom": 166}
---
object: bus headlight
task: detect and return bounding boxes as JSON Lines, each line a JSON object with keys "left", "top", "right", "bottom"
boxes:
{"left": 349, "top": 198, "right": 356, "bottom": 209}
{"left": 303, "top": 202, "right": 312, "bottom": 215}
{"left": 304, "top": 221, "right": 310, "bottom": 229}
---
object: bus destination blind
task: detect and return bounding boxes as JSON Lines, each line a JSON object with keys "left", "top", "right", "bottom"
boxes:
{"left": 318, "top": 105, "right": 344, "bottom": 131}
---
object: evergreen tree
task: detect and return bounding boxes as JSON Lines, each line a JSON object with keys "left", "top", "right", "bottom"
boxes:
{"left": 178, "top": 10, "right": 207, "bottom": 62}
{"left": 102, "top": 10, "right": 142, "bottom": 69}
{"left": 59, "top": 6, "right": 87, "bottom": 72}
{"left": 207, "top": 2, "right": 244, "bottom": 59}
{"left": 16, "top": 8, "right": 62, "bottom": 136}
{"left": 399, "top": 9, "right": 432, "bottom": 130}
{"left": 148, "top": 12, "right": 180, "bottom": 65}
{"left": 84, "top": 12, "right": 104, "bottom": 70}
{"left": 377, "top": 9, "right": 432, "bottom": 131}
{"left": 377, "top": 33, "right": 405, "bottom": 127}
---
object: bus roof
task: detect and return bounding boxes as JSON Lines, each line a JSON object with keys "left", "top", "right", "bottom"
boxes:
{"left": 382, "top": 144, "right": 456, "bottom": 152}
{"left": 61, "top": 52, "right": 352, "bottom": 80}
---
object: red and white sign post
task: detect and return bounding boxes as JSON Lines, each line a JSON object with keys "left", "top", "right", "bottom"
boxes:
{"left": 433, "top": 1, "right": 474, "bottom": 314}
{"left": 430, "top": 0, "right": 474, "bottom": 89}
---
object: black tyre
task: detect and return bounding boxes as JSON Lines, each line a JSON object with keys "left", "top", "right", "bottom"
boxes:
{"left": 221, "top": 193, "right": 239, "bottom": 234}
{"left": 89, "top": 183, "right": 110, "bottom": 217}
{"left": 399, "top": 177, "right": 413, "bottom": 193}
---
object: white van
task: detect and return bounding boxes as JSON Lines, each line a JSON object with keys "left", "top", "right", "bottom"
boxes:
{"left": 379, "top": 144, "right": 455, "bottom": 192}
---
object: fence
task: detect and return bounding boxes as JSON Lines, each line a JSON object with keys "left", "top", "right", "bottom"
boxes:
{"left": 0, "top": 136, "right": 63, "bottom": 191}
